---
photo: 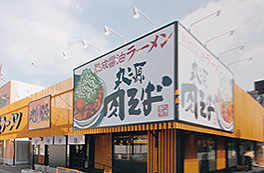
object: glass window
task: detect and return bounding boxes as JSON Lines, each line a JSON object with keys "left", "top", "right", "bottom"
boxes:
{"left": 228, "top": 142, "right": 237, "bottom": 158}
{"left": 39, "top": 141, "right": 44, "bottom": 156}
{"left": 208, "top": 140, "right": 216, "bottom": 160}
{"left": 0, "top": 94, "right": 8, "bottom": 109}
{"left": 131, "top": 135, "right": 148, "bottom": 161}
{"left": 34, "top": 145, "right": 38, "bottom": 155}
{"left": 114, "top": 135, "right": 147, "bottom": 162}
{"left": 197, "top": 138, "right": 216, "bottom": 161}
{"left": 228, "top": 142, "right": 237, "bottom": 167}
{"left": 197, "top": 137, "right": 216, "bottom": 172}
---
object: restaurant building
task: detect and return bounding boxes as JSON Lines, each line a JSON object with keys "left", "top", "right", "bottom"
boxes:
{"left": 0, "top": 21, "right": 263, "bottom": 173}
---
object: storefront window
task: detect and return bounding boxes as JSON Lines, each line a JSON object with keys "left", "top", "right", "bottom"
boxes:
{"left": 40, "top": 141, "right": 45, "bottom": 156}
{"left": 197, "top": 137, "right": 216, "bottom": 172}
{"left": 197, "top": 138, "right": 216, "bottom": 161}
{"left": 228, "top": 142, "right": 237, "bottom": 158}
{"left": 114, "top": 135, "right": 147, "bottom": 162}
{"left": 228, "top": 142, "right": 237, "bottom": 167}
{"left": 34, "top": 145, "right": 38, "bottom": 155}
{"left": 0, "top": 94, "right": 8, "bottom": 109}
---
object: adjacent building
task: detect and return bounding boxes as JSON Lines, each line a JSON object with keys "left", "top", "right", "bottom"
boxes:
{"left": 249, "top": 79, "right": 264, "bottom": 107}
{"left": 0, "top": 80, "right": 45, "bottom": 165}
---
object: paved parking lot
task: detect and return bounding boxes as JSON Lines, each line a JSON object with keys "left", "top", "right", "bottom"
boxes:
{"left": 0, "top": 165, "right": 31, "bottom": 173}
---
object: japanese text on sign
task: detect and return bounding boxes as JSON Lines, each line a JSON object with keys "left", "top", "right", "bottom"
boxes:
{"left": 0, "top": 112, "right": 22, "bottom": 134}
{"left": 180, "top": 32, "right": 223, "bottom": 75}
{"left": 29, "top": 103, "right": 50, "bottom": 124}
{"left": 181, "top": 61, "right": 218, "bottom": 125}
{"left": 103, "top": 61, "right": 172, "bottom": 121}
{"left": 94, "top": 32, "right": 173, "bottom": 74}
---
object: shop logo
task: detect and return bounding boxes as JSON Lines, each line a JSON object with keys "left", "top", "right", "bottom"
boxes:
{"left": 29, "top": 103, "right": 50, "bottom": 124}
{"left": 158, "top": 104, "right": 169, "bottom": 117}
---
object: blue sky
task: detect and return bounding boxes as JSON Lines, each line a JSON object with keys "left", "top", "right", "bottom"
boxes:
{"left": 0, "top": 0, "right": 263, "bottom": 92}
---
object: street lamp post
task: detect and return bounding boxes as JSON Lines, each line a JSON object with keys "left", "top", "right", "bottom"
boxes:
{"left": 189, "top": 10, "right": 221, "bottom": 31}
{"left": 218, "top": 45, "right": 245, "bottom": 59}
{"left": 62, "top": 51, "right": 83, "bottom": 61}
{"left": 81, "top": 40, "right": 102, "bottom": 52}
{"left": 205, "top": 30, "right": 235, "bottom": 47}
{"left": 227, "top": 57, "right": 253, "bottom": 68}
{"left": 133, "top": 6, "right": 156, "bottom": 30}
{"left": 103, "top": 25, "right": 126, "bottom": 43}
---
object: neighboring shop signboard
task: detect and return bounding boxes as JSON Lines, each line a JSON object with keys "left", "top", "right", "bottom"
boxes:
{"left": 73, "top": 22, "right": 176, "bottom": 129}
{"left": 178, "top": 23, "right": 234, "bottom": 132}
{"left": 28, "top": 95, "right": 51, "bottom": 130}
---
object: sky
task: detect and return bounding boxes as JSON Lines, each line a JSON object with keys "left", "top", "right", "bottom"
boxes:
{"left": 0, "top": 0, "right": 263, "bottom": 92}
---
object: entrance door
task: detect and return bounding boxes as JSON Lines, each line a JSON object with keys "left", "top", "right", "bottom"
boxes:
{"left": 69, "top": 135, "right": 94, "bottom": 172}
{"left": 70, "top": 144, "right": 87, "bottom": 171}
{"left": 113, "top": 134, "right": 147, "bottom": 173}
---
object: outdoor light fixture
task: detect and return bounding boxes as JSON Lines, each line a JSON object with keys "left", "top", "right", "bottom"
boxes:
{"left": 189, "top": 10, "right": 221, "bottom": 31}
{"left": 205, "top": 30, "right": 235, "bottom": 47}
{"left": 81, "top": 40, "right": 102, "bottom": 52}
{"left": 62, "top": 51, "right": 83, "bottom": 61}
{"left": 133, "top": 6, "right": 156, "bottom": 29}
{"left": 218, "top": 45, "right": 245, "bottom": 59}
{"left": 103, "top": 25, "right": 126, "bottom": 43}
{"left": 227, "top": 57, "right": 253, "bottom": 68}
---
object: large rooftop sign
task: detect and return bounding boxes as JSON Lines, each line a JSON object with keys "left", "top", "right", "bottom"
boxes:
{"left": 73, "top": 22, "right": 176, "bottom": 130}
{"left": 178, "top": 23, "right": 234, "bottom": 132}
{"left": 73, "top": 21, "right": 234, "bottom": 132}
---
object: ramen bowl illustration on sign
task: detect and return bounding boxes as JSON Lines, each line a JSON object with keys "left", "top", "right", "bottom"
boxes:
{"left": 73, "top": 69, "right": 106, "bottom": 129}
{"left": 217, "top": 76, "right": 234, "bottom": 130}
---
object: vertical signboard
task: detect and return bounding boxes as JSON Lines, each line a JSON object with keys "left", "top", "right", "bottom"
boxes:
{"left": 28, "top": 95, "right": 51, "bottom": 130}
{"left": 178, "top": 23, "right": 234, "bottom": 132}
{"left": 73, "top": 22, "right": 176, "bottom": 129}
